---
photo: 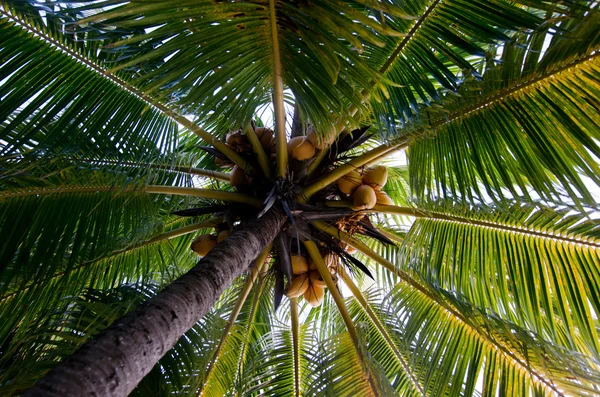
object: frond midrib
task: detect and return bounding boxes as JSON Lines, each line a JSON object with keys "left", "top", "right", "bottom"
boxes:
{"left": 378, "top": 0, "right": 443, "bottom": 74}
{"left": 0, "top": 8, "right": 254, "bottom": 171}
{"left": 403, "top": 50, "right": 600, "bottom": 143}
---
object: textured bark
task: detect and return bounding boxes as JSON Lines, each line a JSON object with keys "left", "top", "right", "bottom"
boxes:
{"left": 25, "top": 209, "right": 287, "bottom": 397}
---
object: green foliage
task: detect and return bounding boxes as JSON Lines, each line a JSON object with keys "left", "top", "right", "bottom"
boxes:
{"left": 407, "top": 9, "right": 600, "bottom": 207}
{"left": 1, "top": 1, "right": 600, "bottom": 396}
{"left": 400, "top": 201, "right": 600, "bottom": 360}
{"left": 0, "top": 17, "right": 178, "bottom": 164}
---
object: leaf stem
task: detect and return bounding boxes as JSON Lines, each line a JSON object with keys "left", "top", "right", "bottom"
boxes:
{"left": 301, "top": 140, "right": 407, "bottom": 200}
{"left": 244, "top": 123, "right": 272, "bottom": 178}
{"left": 0, "top": 185, "right": 263, "bottom": 207}
{"left": 338, "top": 267, "right": 425, "bottom": 396}
{"left": 290, "top": 297, "right": 301, "bottom": 397}
{"left": 311, "top": 221, "right": 567, "bottom": 396}
{"left": 268, "top": 0, "right": 288, "bottom": 178}
{"left": 325, "top": 201, "right": 600, "bottom": 249}
{"left": 75, "top": 158, "right": 231, "bottom": 182}
{"left": 199, "top": 244, "right": 271, "bottom": 396}
{"left": 303, "top": 241, "right": 380, "bottom": 396}
{"left": 0, "top": 217, "right": 223, "bottom": 303}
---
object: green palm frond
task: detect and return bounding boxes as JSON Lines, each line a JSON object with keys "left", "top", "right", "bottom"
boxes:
{"left": 377, "top": 281, "right": 600, "bottom": 396}
{"left": 369, "top": 0, "right": 561, "bottom": 129}
{"left": 36, "top": 0, "right": 418, "bottom": 131}
{"left": 0, "top": 14, "right": 178, "bottom": 164}
{"left": 399, "top": 200, "right": 600, "bottom": 359}
{"left": 407, "top": 9, "right": 600, "bottom": 207}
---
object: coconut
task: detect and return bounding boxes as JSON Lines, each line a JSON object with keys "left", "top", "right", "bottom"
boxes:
{"left": 217, "top": 230, "right": 231, "bottom": 243}
{"left": 375, "top": 190, "right": 394, "bottom": 206}
{"left": 307, "top": 125, "right": 336, "bottom": 150}
{"left": 288, "top": 136, "right": 316, "bottom": 161}
{"left": 353, "top": 184, "right": 377, "bottom": 210}
{"left": 291, "top": 255, "right": 309, "bottom": 275}
{"left": 308, "top": 258, "right": 318, "bottom": 271}
{"left": 309, "top": 270, "right": 327, "bottom": 288}
{"left": 336, "top": 170, "right": 362, "bottom": 195}
{"left": 285, "top": 274, "right": 309, "bottom": 298}
{"left": 230, "top": 165, "right": 249, "bottom": 187}
{"left": 362, "top": 166, "right": 388, "bottom": 190}
{"left": 255, "top": 127, "right": 275, "bottom": 151}
{"left": 226, "top": 130, "right": 251, "bottom": 153}
{"left": 304, "top": 284, "right": 325, "bottom": 307}
{"left": 190, "top": 234, "right": 217, "bottom": 257}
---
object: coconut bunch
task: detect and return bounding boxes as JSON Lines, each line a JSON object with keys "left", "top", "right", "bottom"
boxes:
{"left": 285, "top": 253, "right": 338, "bottom": 307}
{"left": 190, "top": 223, "right": 232, "bottom": 257}
{"left": 336, "top": 165, "right": 393, "bottom": 210}
{"left": 182, "top": 121, "right": 397, "bottom": 310}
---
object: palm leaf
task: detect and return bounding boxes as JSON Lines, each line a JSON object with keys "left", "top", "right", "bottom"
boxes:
{"left": 407, "top": 9, "right": 600, "bottom": 207}
{"left": 378, "top": 281, "right": 600, "bottom": 396}
{"left": 0, "top": 14, "right": 178, "bottom": 164}
{"left": 399, "top": 200, "right": 600, "bottom": 360}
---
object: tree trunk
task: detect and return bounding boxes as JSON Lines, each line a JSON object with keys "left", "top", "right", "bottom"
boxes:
{"left": 25, "top": 209, "right": 287, "bottom": 397}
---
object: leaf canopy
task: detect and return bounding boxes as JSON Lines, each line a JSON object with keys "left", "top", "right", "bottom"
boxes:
{"left": 1, "top": 1, "right": 600, "bottom": 396}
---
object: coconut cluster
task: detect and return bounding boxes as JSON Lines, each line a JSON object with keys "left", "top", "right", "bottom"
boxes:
{"left": 285, "top": 253, "right": 338, "bottom": 307}
{"left": 190, "top": 226, "right": 231, "bottom": 257}
{"left": 336, "top": 165, "right": 392, "bottom": 210}
{"left": 184, "top": 121, "right": 396, "bottom": 311}
{"left": 221, "top": 125, "right": 338, "bottom": 191}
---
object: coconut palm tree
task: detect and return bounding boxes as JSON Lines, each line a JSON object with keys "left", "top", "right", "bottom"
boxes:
{"left": 1, "top": 0, "right": 600, "bottom": 396}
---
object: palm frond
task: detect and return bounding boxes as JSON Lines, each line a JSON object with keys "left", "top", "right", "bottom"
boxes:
{"left": 368, "top": 0, "right": 573, "bottom": 129}
{"left": 38, "top": 0, "right": 420, "bottom": 131}
{"left": 342, "top": 271, "right": 425, "bottom": 396}
{"left": 399, "top": 201, "right": 600, "bottom": 360}
{"left": 407, "top": 10, "right": 600, "bottom": 207}
{"left": 0, "top": 13, "right": 178, "bottom": 164}
{"left": 377, "top": 281, "right": 600, "bottom": 396}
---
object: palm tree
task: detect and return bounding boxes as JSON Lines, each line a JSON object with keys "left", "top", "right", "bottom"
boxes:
{"left": 1, "top": 0, "right": 599, "bottom": 395}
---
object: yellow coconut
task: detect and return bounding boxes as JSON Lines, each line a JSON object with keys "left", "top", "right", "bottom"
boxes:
{"left": 288, "top": 136, "right": 316, "bottom": 161}
{"left": 375, "top": 190, "right": 394, "bottom": 206}
{"left": 304, "top": 284, "right": 325, "bottom": 307}
{"left": 285, "top": 274, "right": 310, "bottom": 298}
{"left": 336, "top": 170, "right": 362, "bottom": 195}
{"left": 217, "top": 230, "right": 231, "bottom": 243}
{"left": 308, "top": 270, "right": 327, "bottom": 288}
{"left": 362, "top": 166, "right": 388, "bottom": 190}
{"left": 353, "top": 184, "right": 377, "bottom": 210}
{"left": 230, "top": 165, "right": 248, "bottom": 187}
{"left": 291, "top": 254, "right": 309, "bottom": 275}
{"left": 308, "top": 258, "right": 318, "bottom": 271}
{"left": 307, "top": 126, "right": 336, "bottom": 150}
{"left": 190, "top": 234, "right": 217, "bottom": 257}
